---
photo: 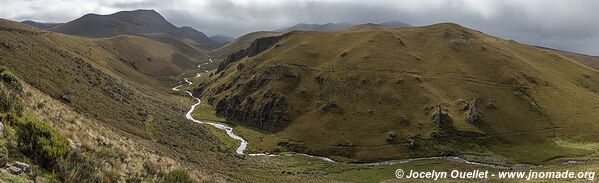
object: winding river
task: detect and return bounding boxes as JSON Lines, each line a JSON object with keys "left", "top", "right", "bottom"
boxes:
{"left": 172, "top": 60, "right": 335, "bottom": 161}
{"left": 173, "top": 59, "right": 520, "bottom": 168}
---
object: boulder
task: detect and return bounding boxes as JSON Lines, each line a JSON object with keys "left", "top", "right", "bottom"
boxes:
{"left": 408, "top": 138, "right": 418, "bottom": 150}
{"left": 8, "top": 166, "right": 21, "bottom": 174}
{"left": 487, "top": 100, "right": 497, "bottom": 110}
{"left": 14, "top": 161, "right": 30, "bottom": 173}
{"left": 386, "top": 131, "right": 397, "bottom": 143}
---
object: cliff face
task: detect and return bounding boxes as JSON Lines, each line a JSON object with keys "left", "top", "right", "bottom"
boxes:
{"left": 216, "top": 35, "right": 286, "bottom": 73}
{"left": 213, "top": 90, "right": 289, "bottom": 130}
{"left": 197, "top": 34, "right": 291, "bottom": 131}
{"left": 194, "top": 76, "right": 292, "bottom": 131}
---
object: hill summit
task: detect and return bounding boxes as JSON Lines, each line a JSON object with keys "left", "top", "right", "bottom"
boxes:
{"left": 50, "top": 9, "right": 217, "bottom": 48}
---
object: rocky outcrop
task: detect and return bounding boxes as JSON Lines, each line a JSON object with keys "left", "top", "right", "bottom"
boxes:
{"left": 216, "top": 49, "right": 247, "bottom": 73}
{"left": 466, "top": 98, "right": 481, "bottom": 123}
{"left": 216, "top": 35, "right": 286, "bottom": 73}
{"left": 214, "top": 91, "right": 289, "bottom": 131}
{"left": 432, "top": 104, "right": 452, "bottom": 127}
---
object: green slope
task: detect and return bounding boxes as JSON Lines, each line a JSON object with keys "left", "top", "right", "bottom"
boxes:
{"left": 196, "top": 23, "right": 599, "bottom": 163}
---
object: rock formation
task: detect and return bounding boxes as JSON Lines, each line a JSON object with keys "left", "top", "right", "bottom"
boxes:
{"left": 432, "top": 104, "right": 451, "bottom": 125}
{"left": 467, "top": 98, "right": 481, "bottom": 123}
{"left": 216, "top": 35, "right": 286, "bottom": 73}
{"left": 214, "top": 91, "right": 289, "bottom": 131}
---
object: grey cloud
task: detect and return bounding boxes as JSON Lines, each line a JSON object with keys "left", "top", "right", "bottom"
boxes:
{"left": 0, "top": 0, "right": 597, "bottom": 55}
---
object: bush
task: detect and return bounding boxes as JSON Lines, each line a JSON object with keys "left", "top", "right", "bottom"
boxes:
{"left": 0, "top": 67, "right": 23, "bottom": 92}
{"left": 13, "top": 117, "right": 69, "bottom": 169}
{"left": 162, "top": 169, "right": 194, "bottom": 183}
{"left": 0, "top": 90, "right": 12, "bottom": 113}
{"left": 58, "top": 150, "right": 102, "bottom": 182}
{"left": 102, "top": 169, "right": 121, "bottom": 183}
{"left": 0, "top": 141, "right": 8, "bottom": 166}
{"left": 0, "top": 90, "right": 22, "bottom": 116}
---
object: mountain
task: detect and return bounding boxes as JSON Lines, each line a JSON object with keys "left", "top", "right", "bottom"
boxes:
{"left": 1, "top": 18, "right": 358, "bottom": 182}
{"left": 350, "top": 21, "right": 413, "bottom": 30}
{"left": 21, "top": 20, "right": 61, "bottom": 29}
{"left": 179, "top": 26, "right": 218, "bottom": 48}
{"left": 276, "top": 23, "right": 354, "bottom": 32}
{"left": 277, "top": 21, "right": 412, "bottom": 32}
{"left": 49, "top": 9, "right": 216, "bottom": 49}
{"left": 195, "top": 23, "right": 599, "bottom": 163}
{"left": 377, "top": 21, "right": 413, "bottom": 28}
{"left": 537, "top": 46, "right": 599, "bottom": 70}
{"left": 0, "top": 18, "right": 259, "bottom": 181}
{"left": 47, "top": 9, "right": 215, "bottom": 80}
{"left": 209, "top": 35, "right": 234, "bottom": 46}
{"left": 208, "top": 31, "right": 283, "bottom": 67}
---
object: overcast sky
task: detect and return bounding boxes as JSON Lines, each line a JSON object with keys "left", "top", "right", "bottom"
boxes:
{"left": 1, "top": 0, "right": 598, "bottom": 55}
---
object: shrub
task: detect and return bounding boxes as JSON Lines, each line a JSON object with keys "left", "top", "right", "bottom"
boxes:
{"left": 162, "top": 169, "right": 194, "bottom": 183}
{"left": 58, "top": 150, "right": 102, "bottom": 182}
{"left": 0, "top": 90, "right": 21, "bottom": 116}
{"left": 0, "top": 141, "right": 8, "bottom": 166}
{"left": 0, "top": 67, "right": 23, "bottom": 92}
{"left": 36, "top": 102, "right": 45, "bottom": 109}
{"left": 143, "top": 160, "right": 161, "bottom": 176}
{"left": 14, "top": 117, "right": 69, "bottom": 169}
{"left": 0, "top": 90, "right": 12, "bottom": 113}
{"left": 102, "top": 169, "right": 121, "bottom": 183}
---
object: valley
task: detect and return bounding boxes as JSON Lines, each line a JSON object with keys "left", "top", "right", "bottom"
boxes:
{"left": 0, "top": 5, "right": 598, "bottom": 182}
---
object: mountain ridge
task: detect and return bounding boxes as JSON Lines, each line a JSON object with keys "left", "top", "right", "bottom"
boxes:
{"left": 276, "top": 21, "right": 412, "bottom": 32}
{"left": 21, "top": 20, "right": 62, "bottom": 29}
{"left": 49, "top": 9, "right": 217, "bottom": 49}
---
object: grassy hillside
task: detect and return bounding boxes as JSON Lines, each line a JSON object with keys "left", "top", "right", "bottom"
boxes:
{"left": 196, "top": 23, "right": 599, "bottom": 163}
{"left": 538, "top": 46, "right": 599, "bottom": 70}
{"left": 96, "top": 35, "right": 198, "bottom": 79}
{"left": 209, "top": 31, "right": 283, "bottom": 67}
{"left": 277, "top": 22, "right": 412, "bottom": 32}
{"left": 0, "top": 18, "right": 253, "bottom": 179}
{"left": 2, "top": 18, "right": 376, "bottom": 182}
{"left": 47, "top": 9, "right": 214, "bottom": 76}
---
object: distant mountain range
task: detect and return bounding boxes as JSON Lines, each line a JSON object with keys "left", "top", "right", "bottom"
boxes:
{"left": 209, "top": 35, "right": 234, "bottom": 46}
{"left": 536, "top": 46, "right": 599, "bottom": 70}
{"left": 21, "top": 20, "right": 61, "bottom": 29}
{"left": 48, "top": 9, "right": 218, "bottom": 49}
{"left": 276, "top": 21, "right": 412, "bottom": 32}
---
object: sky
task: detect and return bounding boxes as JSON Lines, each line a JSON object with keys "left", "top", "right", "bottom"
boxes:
{"left": 0, "top": 0, "right": 598, "bottom": 55}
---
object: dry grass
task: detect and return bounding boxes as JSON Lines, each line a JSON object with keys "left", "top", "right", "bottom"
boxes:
{"left": 21, "top": 80, "right": 219, "bottom": 182}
